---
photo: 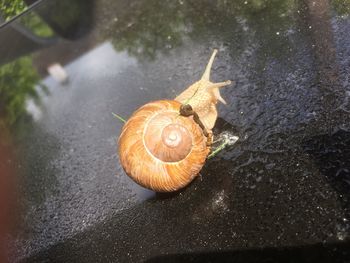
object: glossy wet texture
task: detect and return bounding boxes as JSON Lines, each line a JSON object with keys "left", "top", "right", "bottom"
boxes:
{"left": 1, "top": 0, "right": 350, "bottom": 262}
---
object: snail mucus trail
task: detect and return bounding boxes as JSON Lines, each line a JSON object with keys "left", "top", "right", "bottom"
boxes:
{"left": 117, "top": 49, "right": 233, "bottom": 192}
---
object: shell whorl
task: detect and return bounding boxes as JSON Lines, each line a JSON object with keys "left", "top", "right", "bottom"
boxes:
{"left": 118, "top": 100, "right": 209, "bottom": 192}
{"left": 143, "top": 112, "right": 193, "bottom": 162}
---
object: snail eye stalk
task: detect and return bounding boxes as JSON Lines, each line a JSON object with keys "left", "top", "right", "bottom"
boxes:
{"left": 179, "top": 104, "right": 193, "bottom": 116}
{"left": 179, "top": 104, "right": 209, "bottom": 138}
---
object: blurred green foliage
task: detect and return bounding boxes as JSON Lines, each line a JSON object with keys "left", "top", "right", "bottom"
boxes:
{"left": 332, "top": 0, "right": 350, "bottom": 16}
{"left": 110, "top": 1, "right": 186, "bottom": 60}
{"left": 0, "top": 0, "right": 53, "bottom": 37}
{"left": 20, "top": 12, "right": 54, "bottom": 37}
{"left": 0, "top": 2, "right": 54, "bottom": 132}
{"left": 0, "top": 0, "right": 27, "bottom": 20}
{"left": 100, "top": 0, "right": 196, "bottom": 60}
{"left": 0, "top": 57, "right": 40, "bottom": 129}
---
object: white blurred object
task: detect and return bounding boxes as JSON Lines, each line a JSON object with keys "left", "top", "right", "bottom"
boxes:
{"left": 47, "top": 63, "right": 69, "bottom": 84}
{"left": 25, "top": 99, "right": 42, "bottom": 121}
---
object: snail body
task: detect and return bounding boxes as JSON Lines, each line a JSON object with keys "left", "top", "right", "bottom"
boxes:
{"left": 118, "top": 50, "right": 231, "bottom": 192}
{"left": 175, "top": 49, "right": 231, "bottom": 130}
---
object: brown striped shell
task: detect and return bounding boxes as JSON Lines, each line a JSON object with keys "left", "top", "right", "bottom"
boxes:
{"left": 118, "top": 100, "right": 209, "bottom": 192}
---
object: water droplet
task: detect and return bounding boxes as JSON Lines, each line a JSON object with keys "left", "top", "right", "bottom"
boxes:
{"left": 336, "top": 220, "right": 349, "bottom": 241}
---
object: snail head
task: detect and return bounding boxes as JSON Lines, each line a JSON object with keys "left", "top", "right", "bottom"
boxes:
{"left": 175, "top": 49, "right": 233, "bottom": 130}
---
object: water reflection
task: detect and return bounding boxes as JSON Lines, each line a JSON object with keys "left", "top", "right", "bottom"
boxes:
{"left": 28, "top": 0, "right": 95, "bottom": 40}
{"left": 0, "top": 0, "right": 304, "bottom": 130}
{"left": 106, "top": 0, "right": 187, "bottom": 60}
{"left": 102, "top": 0, "right": 297, "bottom": 61}
{"left": 0, "top": 0, "right": 95, "bottom": 131}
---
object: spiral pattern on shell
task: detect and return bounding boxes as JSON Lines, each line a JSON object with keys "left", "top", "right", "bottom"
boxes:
{"left": 118, "top": 100, "right": 209, "bottom": 192}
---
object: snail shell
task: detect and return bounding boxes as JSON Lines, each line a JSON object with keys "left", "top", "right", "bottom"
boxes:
{"left": 118, "top": 100, "right": 209, "bottom": 192}
{"left": 118, "top": 50, "right": 232, "bottom": 192}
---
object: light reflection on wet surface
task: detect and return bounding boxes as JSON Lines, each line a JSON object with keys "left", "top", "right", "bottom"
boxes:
{"left": 1, "top": 0, "right": 350, "bottom": 261}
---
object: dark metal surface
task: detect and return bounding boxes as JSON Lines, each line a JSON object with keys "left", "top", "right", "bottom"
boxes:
{"left": 1, "top": 0, "right": 350, "bottom": 262}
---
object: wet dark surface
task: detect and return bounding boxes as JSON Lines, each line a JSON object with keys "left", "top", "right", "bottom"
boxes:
{"left": 1, "top": 0, "right": 350, "bottom": 262}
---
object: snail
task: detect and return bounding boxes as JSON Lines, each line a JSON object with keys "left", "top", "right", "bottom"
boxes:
{"left": 118, "top": 49, "right": 232, "bottom": 192}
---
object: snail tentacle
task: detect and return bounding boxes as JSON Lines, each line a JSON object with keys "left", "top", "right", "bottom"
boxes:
{"left": 179, "top": 104, "right": 209, "bottom": 138}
